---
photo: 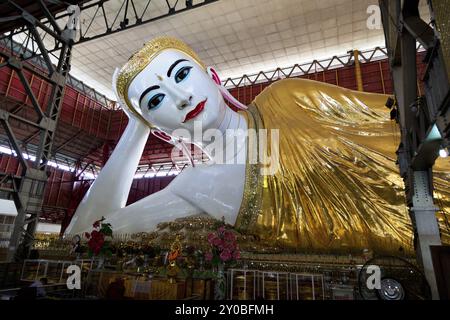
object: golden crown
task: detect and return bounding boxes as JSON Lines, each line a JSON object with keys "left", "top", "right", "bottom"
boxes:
{"left": 116, "top": 36, "right": 205, "bottom": 115}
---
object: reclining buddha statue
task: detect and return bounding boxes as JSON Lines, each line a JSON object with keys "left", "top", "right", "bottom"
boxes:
{"left": 66, "top": 36, "right": 450, "bottom": 254}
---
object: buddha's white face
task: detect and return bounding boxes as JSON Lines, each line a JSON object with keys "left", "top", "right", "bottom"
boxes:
{"left": 127, "top": 49, "right": 226, "bottom": 141}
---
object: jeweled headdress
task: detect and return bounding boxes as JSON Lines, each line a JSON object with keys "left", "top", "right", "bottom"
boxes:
{"left": 115, "top": 36, "right": 205, "bottom": 116}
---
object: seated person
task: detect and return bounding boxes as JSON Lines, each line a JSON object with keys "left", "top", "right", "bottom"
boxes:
{"left": 29, "top": 277, "right": 48, "bottom": 298}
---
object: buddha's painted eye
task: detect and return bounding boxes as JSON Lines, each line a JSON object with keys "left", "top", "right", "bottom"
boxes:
{"left": 175, "top": 66, "right": 192, "bottom": 83}
{"left": 148, "top": 93, "right": 165, "bottom": 110}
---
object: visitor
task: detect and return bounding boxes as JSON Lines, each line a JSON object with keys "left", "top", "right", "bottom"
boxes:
{"left": 29, "top": 277, "right": 48, "bottom": 298}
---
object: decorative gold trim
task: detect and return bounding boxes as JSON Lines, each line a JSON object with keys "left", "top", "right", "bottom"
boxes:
{"left": 234, "top": 105, "right": 265, "bottom": 234}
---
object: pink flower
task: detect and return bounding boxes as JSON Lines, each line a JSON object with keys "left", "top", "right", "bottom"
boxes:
{"left": 212, "top": 238, "right": 222, "bottom": 247}
{"left": 205, "top": 252, "right": 213, "bottom": 261}
{"left": 220, "top": 249, "right": 232, "bottom": 262}
{"left": 209, "top": 226, "right": 240, "bottom": 263}
{"left": 223, "top": 241, "right": 236, "bottom": 251}
{"left": 207, "top": 233, "right": 216, "bottom": 244}
{"left": 223, "top": 231, "right": 235, "bottom": 242}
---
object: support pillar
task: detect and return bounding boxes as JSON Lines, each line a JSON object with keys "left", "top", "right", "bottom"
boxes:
{"left": 379, "top": 0, "right": 447, "bottom": 299}
{"left": 353, "top": 50, "right": 364, "bottom": 92}
{"left": 7, "top": 169, "right": 48, "bottom": 261}
{"left": 0, "top": 1, "right": 78, "bottom": 261}
{"left": 410, "top": 171, "right": 442, "bottom": 300}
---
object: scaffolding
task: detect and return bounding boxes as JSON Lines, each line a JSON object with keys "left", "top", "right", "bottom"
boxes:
{"left": 379, "top": 0, "right": 450, "bottom": 299}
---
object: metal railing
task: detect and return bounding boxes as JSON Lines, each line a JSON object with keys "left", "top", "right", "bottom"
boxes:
{"left": 221, "top": 45, "right": 428, "bottom": 89}
{"left": 222, "top": 47, "right": 389, "bottom": 88}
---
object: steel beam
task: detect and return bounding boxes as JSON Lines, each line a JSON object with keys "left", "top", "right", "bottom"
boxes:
{"left": 410, "top": 171, "right": 442, "bottom": 299}
{"left": 0, "top": 172, "right": 21, "bottom": 194}
{"left": 0, "top": 112, "right": 29, "bottom": 171}
{"left": 0, "top": 1, "right": 77, "bottom": 261}
{"left": 52, "top": 129, "right": 83, "bottom": 155}
{"left": 0, "top": 0, "right": 220, "bottom": 63}
{"left": 379, "top": 0, "right": 448, "bottom": 299}
{"left": 46, "top": 0, "right": 220, "bottom": 44}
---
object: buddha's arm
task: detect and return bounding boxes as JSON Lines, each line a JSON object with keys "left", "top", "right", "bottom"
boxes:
{"left": 66, "top": 118, "right": 150, "bottom": 233}
{"left": 105, "top": 186, "right": 202, "bottom": 233}
{"left": 101, "top": 162, "right": 246, "bottom": 233}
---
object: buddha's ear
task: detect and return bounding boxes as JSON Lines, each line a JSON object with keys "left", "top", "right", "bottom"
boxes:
{"left": 151, "top": 128, "right": 174, "bottom": 144}
{"left": 206, "top": 66, "right": 248, "bottom": 110}
{"left": 207, "top": 66, "right": 221, "bottom": 85}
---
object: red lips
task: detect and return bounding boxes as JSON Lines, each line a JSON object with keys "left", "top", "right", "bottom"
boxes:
{"left": 182, "top": 99, "right": 207, "bottom": 123}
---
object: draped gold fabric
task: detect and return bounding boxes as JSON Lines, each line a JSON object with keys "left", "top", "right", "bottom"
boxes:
{"left": 236, "top": 78, "right": 450, "bottom": 255}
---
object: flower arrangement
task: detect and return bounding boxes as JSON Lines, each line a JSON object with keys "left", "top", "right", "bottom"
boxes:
{"left": 84, "top": 217, "right": 113, "bottom": 257}
{"left": 205, "top": 225, "right": 240, "bottom": 266}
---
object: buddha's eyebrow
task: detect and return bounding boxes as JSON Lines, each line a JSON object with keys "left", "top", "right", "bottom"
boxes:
{"left": 167, "top": 59, "right": 188, "bottom": 77}
{"left": 139, "top": 85, "right": 160, "bottom": 104}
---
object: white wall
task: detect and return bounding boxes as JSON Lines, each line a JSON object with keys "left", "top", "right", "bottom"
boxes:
{"left": 0, "top": 199, "right": 17, "bottom": 216}
{"left": 0, "top": 199, "right": 61, "bottom": 234}
{"left": 36, "top": 223, "right": 61, "bottom": 234}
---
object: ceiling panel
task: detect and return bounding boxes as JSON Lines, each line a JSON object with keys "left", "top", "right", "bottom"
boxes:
{"left": 60, "top": 0, "right": 431, "bottom": 99}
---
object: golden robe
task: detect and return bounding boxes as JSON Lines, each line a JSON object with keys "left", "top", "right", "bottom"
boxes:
{"left": 235, "top": 78, "right": 450, "bottom": 255}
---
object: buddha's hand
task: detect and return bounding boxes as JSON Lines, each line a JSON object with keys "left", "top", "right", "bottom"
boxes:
{"left": 112, "top": 67, "right": 145, "bottom": 124}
